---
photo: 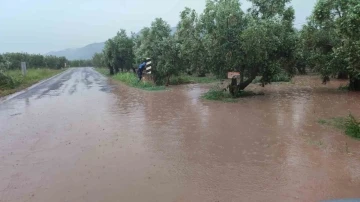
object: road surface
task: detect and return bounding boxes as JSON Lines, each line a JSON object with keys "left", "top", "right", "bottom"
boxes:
{"left": 1, "top": 67, "right": 360, "bottom": 202}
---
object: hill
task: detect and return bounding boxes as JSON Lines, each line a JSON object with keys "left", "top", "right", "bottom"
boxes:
{"left": 47, "top": 42, "right": 105, "bottom": 60}
{"left": 47, "top": 27, "right": 176, "bottom": 60}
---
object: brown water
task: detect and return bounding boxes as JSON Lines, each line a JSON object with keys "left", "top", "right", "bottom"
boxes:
{"left": 0, "top": 68, "right": 360, "bottom": 202}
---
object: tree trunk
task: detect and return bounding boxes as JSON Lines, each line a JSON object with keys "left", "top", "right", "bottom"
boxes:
{"left": 297, "top": 66, "right": 307, "bottom": 75}
{"left": 237, "top": 67, "right": 258, "bottom": 90}
{"left": 238, "top": 77, "right": 255, "bottom": 90}
{"left": 166, "top": 75, "right": 171, "bottom": 86}
{"left": 108, "top": 65, "right": 114, "bottom": 75}
{"left": 349, "top": 78, "right": 360, "bottom": 91}
{"left": 337, "top": 72, "right": 348, "bottom": 79}
{"left": 114, "top": 65, "right": 119, "bottom": 74}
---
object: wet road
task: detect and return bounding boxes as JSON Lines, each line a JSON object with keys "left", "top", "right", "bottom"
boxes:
{"left": 1, "top": 67, "right": 360, "bottom": 202}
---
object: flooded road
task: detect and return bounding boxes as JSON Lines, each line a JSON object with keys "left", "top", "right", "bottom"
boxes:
{"left": 0, "top": 67, "right": 360, "bottom": 202}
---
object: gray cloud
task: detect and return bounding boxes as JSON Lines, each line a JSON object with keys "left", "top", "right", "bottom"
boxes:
{"left": 0, "top": 0, "right": 316, "bottom": 54}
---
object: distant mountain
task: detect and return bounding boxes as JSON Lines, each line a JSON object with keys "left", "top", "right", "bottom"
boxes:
{"left": 47, "top": 27, "right": 176, "bottom": 61}
{"left": 47, "top": 42, "right": 105, "bottom": 60}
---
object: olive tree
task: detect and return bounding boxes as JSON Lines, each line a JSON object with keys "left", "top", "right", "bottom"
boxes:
{"left": 92, "top": 53, "right": 104, "bottom": 68}
{"left": 199, "top": 0, "right": 296, "bottom": 91}
{"left": 133, "top": 18, "right": 182, "bottom": 84}
{"left": 200, "top": 0, "right": 245, "bottom": 79}
{"left": 103, "top": 30, "right": 134, "bottom": 75}
{"left": 303, "top": 0, "right": 360, "bottom": 90}
{"left": 176, "top": 8, "right": 207, "bottom": 77}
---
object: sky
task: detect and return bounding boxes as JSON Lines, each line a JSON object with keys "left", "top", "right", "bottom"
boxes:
{"left": 0, "top": 0, "right": 316, "bottom": 54}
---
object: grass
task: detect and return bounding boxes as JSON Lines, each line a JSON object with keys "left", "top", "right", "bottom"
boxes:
{"left": 306, "top": 139, "right": 324, "bottom": 147}
{"left": 318, "top": 114, "right": 360, "bottom": 139}
{"left": 338, "top": 84, "right": 349, "bottom": 91}
{"left": 96, "top": 68, "right": 218, "bottom": 91}
{"left": 345, "top": 114, "right": 360, "bottom": 139}
{"left": 0, "top": 68, "right": 63, "bottom": 97}
{"left": 202, "top": 86, "right": 262, "bottom": 102}
{"left": 271, "top": 72, "right": 291, "bottom": 82}
{"left": 169, "top": 74, "right": 218, "bottom": 85}
{"left": 95, "top": 68, "right": 165, "bottom": 91}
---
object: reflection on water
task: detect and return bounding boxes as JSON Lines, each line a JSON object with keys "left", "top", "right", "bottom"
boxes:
{"left": 0, "top": 73, "right": 359, "bottom": 202}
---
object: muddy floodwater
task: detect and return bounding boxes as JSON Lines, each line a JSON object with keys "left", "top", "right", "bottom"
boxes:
{"left": 0, "top": 68, "right": 360, "bottom": 202}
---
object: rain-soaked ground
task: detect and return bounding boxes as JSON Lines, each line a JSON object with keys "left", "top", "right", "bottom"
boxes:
{"left": 0, "top": 67, "right": 360, "bottom": 202}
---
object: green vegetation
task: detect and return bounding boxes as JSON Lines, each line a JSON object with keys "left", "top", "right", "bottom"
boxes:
{"left": 169, "top": 75, "right": 217, "bottom": 85}
{"left": 0, "top": 53, "right": 66, "bottom": 97}
{"left": 94, "top": 0, "right": 360, "bottom": 95}
{"left": 103, "top": 30, "right": 135, "bottom": 75}
{"left": 0, "top": 69, "right": 62, "bottom": 97}
{"left": 318, "top": 115, "right": 360, "bottom": 139}
{"left": 68, "top": 59, "right": 93, "bottom": 67}
{"left": 306, "top": 139, "right": 324, "bottom": 147}
{"left": 95, "top": 68, "right": 165, "bottom": 91}
{"left": 252, "top": 71, "right": 292, "bottom": 84}
{"left": 0, "top": 53, "right": 67, "bottom": 70}
{"left": 338, "top": 85, "right": 350, "bottom": 91}
{"left": 299, "top": 0, "right": 360, "bottom": 90}
{"left": 98, "top": 0, "right": 298, "bottom": 88}
{"left": 112, "top": 73, "right": 165, "bottom": 91}
{"left": 270, "top": 70, "right": 292, "bottom": 82}
{"left": 345, "top": 115, "right": 360, "bottom": 139}
{"left": 202, "top": 86, "right": 262, "bottom": 102}
{"left": 318, "top": 117, "right": 347, "bottom": 130}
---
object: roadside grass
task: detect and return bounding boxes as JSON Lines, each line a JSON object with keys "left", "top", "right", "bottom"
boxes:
{"left": 96, "top": 68, "right": 218, "bottom": 91}
{"left": 95, "top": 68, "right": 165, "bottom": 91}
{"left": 318, "top": 114, "right": 360, "bottom": 139}
{"left": 0, "top": 69, "right": 63, "bottom": 97}
{"left": 202, "top": 86, "right": 263, "bottom": 102}
{"left": 169, "top": 74, "right": 218, "bottom": 85}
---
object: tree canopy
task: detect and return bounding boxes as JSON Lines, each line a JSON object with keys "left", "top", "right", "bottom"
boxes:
{"left": 99, "top": 0, "right": 360, "bottom": 91}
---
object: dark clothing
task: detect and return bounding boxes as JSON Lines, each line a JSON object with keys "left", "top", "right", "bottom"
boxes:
{"left": 137, "top": 62, "right": 146, "bottom": 82}
{"left": 137, "top": 69, "right": 143, "bottom": 80}
{"left": 139, "top": 62, "right": 146, "bottom": 71}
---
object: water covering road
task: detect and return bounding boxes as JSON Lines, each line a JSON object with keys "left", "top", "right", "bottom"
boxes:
{"left": 0, "top": 67, "right": 360, "bottom": 202}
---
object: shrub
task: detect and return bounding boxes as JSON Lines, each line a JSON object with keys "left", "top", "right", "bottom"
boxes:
{"left": 112, "top": 72, "right": 165, "bottom": 91}
{"left": 202, "top": 86, "right": 261, "bottom": 102}
{"left": 345, "top": 114, "right": 360, "bottom": 139}
{"left": 271, "top": 70, "right": 291, "bottom": 82}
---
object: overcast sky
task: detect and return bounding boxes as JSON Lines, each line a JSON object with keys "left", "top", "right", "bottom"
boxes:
{"left": 0, "top": 0, "right": 316, "bottom": 54}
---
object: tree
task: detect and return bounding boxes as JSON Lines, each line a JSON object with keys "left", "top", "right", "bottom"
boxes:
{"left": 133, "top": 18, "right": 178, "bottom": 84}
{"left": 103, "top": 39, "right": 116, "bottom": 75}
{"left": 199, "top": 0, "right": 295, "bottom": 91}
{"left": 156, "top": 36, "right": 181, "bottom": 85}
{"left": 201, "top": 0, "right": 245, "bottom": 79}
{"left": 249, "top": 0, "right": 291, "bottom": 19}
{"left": 92, "top": 53, "right": 104, "bottom": 68}
{"left": 68, "top": 59, "right": 92, "bottom": 67}
{"left": 304, "top": 0, "right": 360, "bottom": 90}
{"left": 176, "top": 8, "right": 207, "bottom": 76}
{"left": 113, "top": 29, "right": 134, "bottom": 72}
{"left": 103, "top": 30, "right": 134, "bottom": 75}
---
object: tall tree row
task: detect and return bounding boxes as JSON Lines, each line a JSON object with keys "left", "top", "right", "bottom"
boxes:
{"left": 103, "top": 29, "right": 135, "bottom": 75}
{"left": 101, "top": 0, "right": 360, "bottom": 91}
{"left": 299, "top": 0, "right": 360, "bottom": 90}
{"left": 0, "top": 53, "right": 68, "bottom": 71}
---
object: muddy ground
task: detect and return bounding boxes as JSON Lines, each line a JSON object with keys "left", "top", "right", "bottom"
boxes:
{"left": 0, "top": 68, "right": 359, "bottom": 202}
